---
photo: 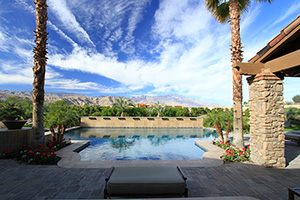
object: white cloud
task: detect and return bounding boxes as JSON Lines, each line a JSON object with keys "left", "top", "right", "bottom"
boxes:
{"left": 48, "top": 21, "right": 78, "bottom": 48}
{"left": 152, "top": 0, "right": 210, "bottom": 41}
{"left": 0, "top": 63, "right": 33, "bottom": 85}
{"left": 48, "top": 0, "right": 95, "bottom": 47}
{"left": 1, "top": 0, "right": 299, "bottom": 106}
{"left": 15, "top": 0, "right": 35, "bottom": 14}
{"left": 46, "top": 78, "right": 99, "bottom": 90}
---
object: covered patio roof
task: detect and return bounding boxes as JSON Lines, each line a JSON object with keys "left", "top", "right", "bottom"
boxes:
{"left": 233, "top": 14, "right": 300, "bottom": 78}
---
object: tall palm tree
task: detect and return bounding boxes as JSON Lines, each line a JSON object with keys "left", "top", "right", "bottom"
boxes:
{"left": 32, "top": 0, "right": 48, "bottom": 146}
{"left": 113, "top": 97, "right": 135, "bottom": 117}
{"left": 205, "top": 0, "right": 273, "bottom": 148}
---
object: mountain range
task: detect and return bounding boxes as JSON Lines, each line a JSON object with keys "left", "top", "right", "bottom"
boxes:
{"left": 0, "top": 90, "right": 225, "bottom": 107}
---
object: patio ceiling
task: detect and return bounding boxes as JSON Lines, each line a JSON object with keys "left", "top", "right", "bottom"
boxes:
{"left": 233, "top": 14, "right": 300, "bottom": 78}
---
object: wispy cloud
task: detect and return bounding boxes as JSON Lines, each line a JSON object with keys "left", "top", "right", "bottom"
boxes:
{"left": 1, "top": 0, "right": 299, "bottom": 105}
{"left": 48, "top": 21, "right": 78, "bottom": 48}
{"left": 271, "top": 0, "right": 300, "bottom": 27}
{"left": 0, "top": 63, "right": 33, "bottom": 85}
{"left": 48, "top": 0, "right": 95, "bottom": 47}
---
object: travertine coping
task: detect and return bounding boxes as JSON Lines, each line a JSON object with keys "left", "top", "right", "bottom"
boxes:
{"left": 56, "top": 140, "right": 224, "bottom": 168}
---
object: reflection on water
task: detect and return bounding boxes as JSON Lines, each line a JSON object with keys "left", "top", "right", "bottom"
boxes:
{"left": 111, "top": 138, "right": 135, "bottom": 152}
{"left": 64, "top": 128, "right": 218, "bottom": 161}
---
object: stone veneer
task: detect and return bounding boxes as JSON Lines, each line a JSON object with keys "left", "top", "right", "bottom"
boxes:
{"left": 247, "top": 71, "right": 286, "bottom": 167}
{"left": 81, "top": 117, "right": 203, "bottom": 128}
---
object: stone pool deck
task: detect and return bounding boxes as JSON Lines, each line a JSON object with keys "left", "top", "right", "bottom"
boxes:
{"left": 0, "top": 138, "right": 300, "bottom": 199}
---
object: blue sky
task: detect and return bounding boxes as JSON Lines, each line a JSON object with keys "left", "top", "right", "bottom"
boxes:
{"left": 0, "top": 0, "right": 299, "bottom": 106}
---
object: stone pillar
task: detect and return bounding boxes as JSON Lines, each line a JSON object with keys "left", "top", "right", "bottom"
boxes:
{"left": 247, "top": 70, "right": 285, "bottom": 168}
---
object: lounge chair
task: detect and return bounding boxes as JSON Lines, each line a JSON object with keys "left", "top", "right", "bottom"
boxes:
{"left": 285, "top": 131, "right": 300, "bottom": 145}
{"left": 104, "top": 166, "right": 188, "bottom": 198}
{"left": 288, "top": 187, "right": 300, "bottom": 200}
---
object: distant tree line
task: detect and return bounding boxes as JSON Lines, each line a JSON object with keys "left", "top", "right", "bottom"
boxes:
{"left": 0, "top": 96, "right": 255, "bottom": 133}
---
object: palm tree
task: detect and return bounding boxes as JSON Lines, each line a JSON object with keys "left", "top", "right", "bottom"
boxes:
{"left": 204, "top": 112, "right": 226, "bottom": 142}
{"left": 113, "top": 97, "right": 135, "bottom": 117}
{"left": 223, "top": 110, "right": 233, "bottom": 142}
{"left": 44, "top": 100, "right": 80, "bottom": 142}
{"left": 32, "top": 0, "right": 48, "bottom": 146}
{"left": 205, "top": 0, "right": 273, "bottom": 148}
{"left": 149, "top": 102, "right": 166, "bottom": 117}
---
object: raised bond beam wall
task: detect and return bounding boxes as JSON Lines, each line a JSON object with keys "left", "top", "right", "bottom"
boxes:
{"left": 81, "top": 117, "right": 203, "bottom": 128}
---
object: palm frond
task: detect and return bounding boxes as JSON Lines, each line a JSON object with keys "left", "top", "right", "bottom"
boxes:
{"left": 238, "top": 0, "right": 251, "bottom": 13}
{"left": 214, "top": 2, "right": 230, "bottom": 23}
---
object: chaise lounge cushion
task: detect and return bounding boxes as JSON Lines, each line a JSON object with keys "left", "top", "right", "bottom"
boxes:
{"left": 105, "top": 166, "right": 187, "bottom": 197}
{"left": 285, "top": 131, "right": 300, "bottom": 145}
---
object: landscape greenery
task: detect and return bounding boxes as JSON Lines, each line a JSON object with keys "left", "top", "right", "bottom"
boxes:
{"left": 1, "top": 95, "right": 300, "bottom": 164}
{"left": 1, "top": 96, "right": 300, "bottom": 133}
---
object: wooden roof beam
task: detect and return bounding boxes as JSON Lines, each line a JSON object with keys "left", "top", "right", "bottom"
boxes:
{"left": 232, "top": 62, "right": 264, "bottom": 75}
{"left": 264, "top": 49, "right": 300, "bottom": 72}
{"left": 234, "top": 49, "right": 300, "bottom": 76}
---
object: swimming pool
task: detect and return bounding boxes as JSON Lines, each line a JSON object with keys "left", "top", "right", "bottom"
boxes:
{"left": 64, "top": 128, "right": 217, "bottom": 161}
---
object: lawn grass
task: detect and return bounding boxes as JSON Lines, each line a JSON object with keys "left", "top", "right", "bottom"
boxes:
{"left": 285, "top": 125, "right": 300, "bottom": 132}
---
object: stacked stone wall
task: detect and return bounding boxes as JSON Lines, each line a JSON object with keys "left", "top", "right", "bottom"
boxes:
{"left": 248, "top": 72, "right": 285, "bottom": 167}
{"left": 81, "top": 117, "right": 203, "bottom": 128}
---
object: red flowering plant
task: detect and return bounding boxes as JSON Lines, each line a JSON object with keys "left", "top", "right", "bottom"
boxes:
{"left": 212, "top": 139, "right": 250, "bottom": 162}
{"left": 47, "top": 137, "right": 72, "bottom": 150}
{"left": 0, "top": 138, "right": 72, "bottom": 165}
{"left": 243, "top": 125, "right": 250, "bottom": 134}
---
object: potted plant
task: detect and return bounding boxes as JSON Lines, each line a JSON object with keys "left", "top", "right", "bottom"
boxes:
{"left": 1, "top": 102, "right": 27, "bottom": 129}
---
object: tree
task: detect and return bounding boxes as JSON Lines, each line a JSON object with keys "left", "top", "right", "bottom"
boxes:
{"left": 205, "top": 0, "right": 273, "bottom": 148}
{"left": 292, "top": 95, "right": 300, "bottom": 103}
{"left": 204, "top": 112, "right": 226, "bottom": 142}
{"left": 44, "top": 100, "right": 80, "bottom": 142}
{"left": 100, "top": 106, "right": 117, "bottom": 116}
{"left": 190, "top": 107, "right": 207, "bottom": 117}
{"left": 149, "top": 102, "right": 166, "bottom": 117}
{"left": 112, "top": 97, "right": 135, "bottom": 117}
{"left": 0, "top": 100, "right": 25, "bottom": 120}
{"left": 32, "top": 0, "right": 48, "bottom": 146}
{"left": 223, "top": 110, "right": 233, "bottom": 142}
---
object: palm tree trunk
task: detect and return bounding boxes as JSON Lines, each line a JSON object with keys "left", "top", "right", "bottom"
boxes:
{"left": 32, "top": 0, "right": 48, "bottom": 146}
{"left": 229, "top": 0, "right": 244, "bottom": 148}
{"left": 214, "top": 123, "right": 224, "bottom": 142}
{"left": 224, "top": 121, "right": 231, "bottom": 143}
{"left": 50, "top": 126, "right": 56, "bottom": 141}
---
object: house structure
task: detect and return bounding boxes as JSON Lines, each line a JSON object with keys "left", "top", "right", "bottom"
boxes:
{"left": 233, "top": 15, "right": 300, "bottom": 167}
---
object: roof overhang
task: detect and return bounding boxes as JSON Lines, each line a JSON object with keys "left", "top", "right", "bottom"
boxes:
{"left": 233, "top": 49, "right": 300, "bottom": 77}
{"left": 234, "top": 15, "right": 300, "bottom": 78}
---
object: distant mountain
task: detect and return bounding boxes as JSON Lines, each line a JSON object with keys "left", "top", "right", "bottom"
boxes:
{"left": 130, "top": 94, "right": 224, "bottom": 107}
{"left": 0, "top": 90, "right": 225, "bottom": 107}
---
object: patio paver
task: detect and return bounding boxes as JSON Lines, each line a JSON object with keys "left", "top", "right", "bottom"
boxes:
{"left": 0, "top": 139, "right": 300, "bottom": 199}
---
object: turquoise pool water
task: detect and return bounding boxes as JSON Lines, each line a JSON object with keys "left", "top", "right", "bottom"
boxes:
{"left": 64, "top": 128, "right": 217, "bottom": 161}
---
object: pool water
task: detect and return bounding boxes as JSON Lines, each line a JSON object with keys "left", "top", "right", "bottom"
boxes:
{"left": 64, "top": 128, "right": 217, "bottom": 161}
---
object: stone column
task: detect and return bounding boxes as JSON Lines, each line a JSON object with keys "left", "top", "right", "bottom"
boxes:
{"left": 247, "top": 70, "right": 285, "bottom": 168}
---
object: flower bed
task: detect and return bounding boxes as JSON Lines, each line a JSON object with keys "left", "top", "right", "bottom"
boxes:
{"left": 0, "top": 138, "right": 71, "bottom": 165}
{"left": 212, "top": 139, "right": 250, "bottom": 162}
